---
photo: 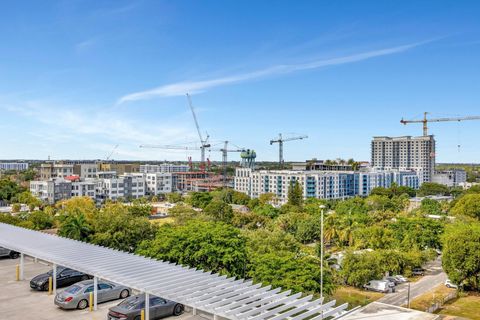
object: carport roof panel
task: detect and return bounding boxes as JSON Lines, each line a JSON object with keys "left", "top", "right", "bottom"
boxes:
{"left": 0, "top": 223, "right": 348, "bottom": 320}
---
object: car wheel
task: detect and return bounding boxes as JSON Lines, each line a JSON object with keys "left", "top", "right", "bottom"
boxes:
{"left": 120, "top": 289, "right": 129, "bottom": 299}
{"left": 173, "top": 304, "right": 184, "bottom": 316}
{"left": 10, "top": 252, "right": 19, "bottom": 259}
{"left": 77, "top": 299, "right": 88, "bottom": 310}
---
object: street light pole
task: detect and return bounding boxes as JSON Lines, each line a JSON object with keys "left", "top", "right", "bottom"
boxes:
{"left": 319, "top": 205, "right": 326, "bottom": 303}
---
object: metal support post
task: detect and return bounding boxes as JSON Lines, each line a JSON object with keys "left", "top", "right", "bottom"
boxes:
{"left": 20, "top": 253, "right": 24, "bottom": 280}
{"left": 145, "top": 292, "right": 150, "bottom": 320}
{"left": 52, "top": 264, "right": 57, "bottom": 296}
{"left": 93, "top": 276, "right": 98, "bottom": 311}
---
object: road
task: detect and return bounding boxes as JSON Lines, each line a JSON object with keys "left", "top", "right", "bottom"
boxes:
{"left": 378, "top": 255, "right": 447, "bottom": 306}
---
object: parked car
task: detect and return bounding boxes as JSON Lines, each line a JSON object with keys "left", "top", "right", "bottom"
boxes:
{"left": 30, "top": 267, "right": 91, "bottom": 291}
{"left": 108, "top": 294, "right": 184, "bottom": 320}
{"left": 0, "top": 247, "right": 20, "bottom": 259}
{"left": 412, "top": 268, "right": 425, "bottom": 276}
{"left": 363, "top": 280, "right": 394, "bottom": 293}
{"left": 55, "top": 280, "right": 131, "bottom": 310}
{"left": 393, "top": 275, "right": 408, "bottom": 283}
{"left": 384, "top": 276, "right": 401, "bottom": 285}
{"left": 445, "top": 279, "right": 458, "bottom": 289}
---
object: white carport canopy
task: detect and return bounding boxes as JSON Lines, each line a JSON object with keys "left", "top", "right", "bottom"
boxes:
{"left": 0, "top": 223, "right": 348, "bottom": 320}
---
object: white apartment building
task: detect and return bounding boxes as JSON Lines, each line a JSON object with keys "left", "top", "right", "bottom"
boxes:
{"left": 97, "top": 174, "right": 145, "bottom": 201}
{"left": 0, "top": 162, "right": 29, "bottom": 171}
{"left": 30, "top": 179, "right": 72, "bottom": 204}
{"left": 140, "top": 163, "right": 189, "bottom": 174}
{"left": 235, "top": 168, "right": 419, "bottom": 204}
{"left": 145, "top": 173, "right": 173, "bottom": 195}
{"left": 71, "top": 180, "right": 97, "bottom": 199}
{"left": 371, "top": 135, "right": 435, "bottom": 183}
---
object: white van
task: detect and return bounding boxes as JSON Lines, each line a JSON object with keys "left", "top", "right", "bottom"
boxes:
{"left": 363, "top": 280, "right": 394, "bottom": 293}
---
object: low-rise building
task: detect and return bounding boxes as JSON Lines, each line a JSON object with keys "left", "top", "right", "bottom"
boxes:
{"left": 30, "top": 179, "right": 72, "bottom": 204}
{"left": 0, "top": 162, "right": 29, "bottom": 171}
{"left": 140, "top": 163, "right": 189, "bottom": 173}
{"left": 432, "top": 169, "right": 467, "bottom": 187}
{"left": 73, "top": 163, "right": 98, "bottom": 179}
{"left": 146, "top": 173, "right": 173, "bottom": 195}
{"left": 39, "top": 163, "right": 74, "bottom": 180}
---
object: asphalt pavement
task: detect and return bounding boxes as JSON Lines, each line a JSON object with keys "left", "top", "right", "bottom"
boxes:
{"left": 378, "top": 255, "right": 447, "bottom": 307}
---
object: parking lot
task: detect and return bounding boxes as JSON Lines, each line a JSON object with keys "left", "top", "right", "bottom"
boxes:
{"left": 0, "top": 256, "right": 200, "bottom": 320}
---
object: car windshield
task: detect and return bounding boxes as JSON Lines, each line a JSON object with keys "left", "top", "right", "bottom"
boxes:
{"left": 64, "top": 285, "right": 82, "bottom": 294}
{"left": 118, "top": 298, "right": 141, "bottom": 310}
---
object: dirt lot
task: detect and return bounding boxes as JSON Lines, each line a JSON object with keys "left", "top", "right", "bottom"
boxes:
{"left": 0, "top": 256, "right": 198, "bottom": 320}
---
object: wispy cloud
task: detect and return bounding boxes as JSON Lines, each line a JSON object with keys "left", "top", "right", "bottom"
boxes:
{"left": 118, "top": 41, "right": 427, "bottom": 104}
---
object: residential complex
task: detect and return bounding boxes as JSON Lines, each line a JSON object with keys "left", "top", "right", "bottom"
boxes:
{"left": 140, "top": 163, "right": 189, "bottom": 173}
{"left": 234, "top": 168, "right": 419, "bottom": 203}
{"left": 39, "top": 162, "right": 74, "bottom": 180}
{"left": 0, "top": 162, "right": 29, "bottom": 171}
{"left": 371, "top": 135, "right": 435, "bottom": 183}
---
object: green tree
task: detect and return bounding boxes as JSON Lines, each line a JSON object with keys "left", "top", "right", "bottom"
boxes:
{"left": 450, "top": 194, "right": 480, "bottom": 220}
{"left": 166, "top": 193, "right": 183, "bottom": 203}
{"left": 442, "top": 221, "right": 480, "bottom": 289}
{"left": 137, "top": 220, "right": 247, "bottom": 277}
{"left": 0, "top": 179, "right": 23, "bottom": 203}
{"left": 287, "top": 181, "right": 303, "bottom": 207}
{"left": 417, "top": 182, "right": 449, "bottom": 197}
{"left": 58, "top": 212, "right": 92, "bottom": 241}
{"left": 27, "top": 210, "right": 54, "bottom": 230}
{"left": 168, "top": 204, "right": 201, "bottom": 224}
{"left": 419, "top": 198, "right": 443, "bottom": 215}
{"left": 128, "top": 202, "right": 153, "bottom": 217}
{"left": 89, "top": 203, "right": 156, "bottom": 252}
{"left": 203, "top": 200, "right": 234, "bottom": 223}
{"left": 186, "top": 192, "right": 213, "bottom": 209}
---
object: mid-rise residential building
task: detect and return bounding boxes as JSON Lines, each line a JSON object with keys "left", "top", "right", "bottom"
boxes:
{"left": 39, "top": 163, "right": 74, "bottom": 180}
{"left": 234, "top": 168, "right": 419, "bottom": 204}
{"left": 140, "top": 163, "right": 189, "bottom": 174}
{"left": 371, "top": 135, "right": 435, "bottom": 183}
{"left": 98, "top": 163, "right": 140, "bottom": 175}
{"left": 432, "top": 169, "right": 467, "bottom": 187}
{"left": 71, "top": 180, "right": 97, "bottom": 199}
{"left": 145, "top": 173, "right": 173, "bottom": 195}
{"left": 0, "top": 162, "right": 29, "bottom": 171}
{"left": 73, "top": 163, "right": 98, "bottom": 179}
{"left": 30, "top": 179, "right": 72, "bottom": 204}
{"left": 291, "top": 160, "right": 353, "bottom": 171}
{"left": 96, "top": 174, "right": 145, "bottom": 201}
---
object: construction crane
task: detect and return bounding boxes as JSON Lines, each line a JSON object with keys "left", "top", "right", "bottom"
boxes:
{"left": 270, "top": 133, "right": 308, "bottom": 167}
{"left": 401, "top": 112, "right": 480, "bottom": 136}
{"left": 105, "top": 144, "right": 119, "bottom": 161}
{"left": 186, "top": 93, "right": 210, "bottom": 166}
{"left": 140, "top": 141, "right": 248, "bottom": 186}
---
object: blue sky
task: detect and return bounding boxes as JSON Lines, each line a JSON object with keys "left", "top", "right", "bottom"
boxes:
{"left": 1, "top": 0, "right": 480, "bottom": 163}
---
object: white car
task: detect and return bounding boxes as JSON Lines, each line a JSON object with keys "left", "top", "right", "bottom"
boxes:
{"left": 394, "top": 275, "right": 408, "bottom": 283}
{"left": 445, "top": 279, "right": 458, "bottom": 289}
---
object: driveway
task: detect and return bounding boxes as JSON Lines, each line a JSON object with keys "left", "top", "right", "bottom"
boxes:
{"left": 378, "top": 256, "right": 447, "bottom": 307}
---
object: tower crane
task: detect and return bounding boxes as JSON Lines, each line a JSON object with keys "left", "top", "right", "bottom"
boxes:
{"left": 401, "top": 112, "right": 480, "bottom": 136}
{"left": 270, "top": 133, "right": 308, "bottom": 167}
{"left": 105, "top": 144, "right": 119, "bottom": 161}
{"left": 140, "top": 141, "right": 249, "bottom": 186}
{"left": 186, "top": 93, "right": 210, "bottom": 167}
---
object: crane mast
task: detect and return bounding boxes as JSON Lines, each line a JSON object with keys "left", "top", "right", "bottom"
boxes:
{"left": 186, "top": 93, "right": 210, "bottom": 164}
{"left": 401, "top": 112, "right": 480, "bottom": 136}
{"left": 270, "top": 133, "right": 308, "bottom": 168}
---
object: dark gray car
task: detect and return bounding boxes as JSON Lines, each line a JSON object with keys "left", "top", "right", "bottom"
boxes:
{"left": 55, "top": 280, "right": 131, "bottom": 310}
{"left": 108, "top": 294, "right": 184, "bottom": 320}
{"left": 0, "top": 246, "right": 19, "bottom": 259}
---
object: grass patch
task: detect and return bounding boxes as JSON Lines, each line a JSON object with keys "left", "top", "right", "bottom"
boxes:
{"left": 438, "top": 294, "right": 480, "bottom": 319}
{"left": 409, "top": 284, "right": 456, "bottom": 311}
{"left": 331, "top": 286, "right": 384, "bottom": 309}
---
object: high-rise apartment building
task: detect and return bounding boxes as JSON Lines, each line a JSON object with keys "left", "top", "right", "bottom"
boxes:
{"left": 371, "top": 135, "right": 435, "bottom": 183}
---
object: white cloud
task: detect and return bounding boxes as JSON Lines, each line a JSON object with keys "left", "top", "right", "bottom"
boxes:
{"left": 118, "top": 41, "right": 425, "bottom": 104}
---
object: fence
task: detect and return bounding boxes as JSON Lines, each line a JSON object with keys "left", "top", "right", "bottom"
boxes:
{"left": 425, "top": 291, "right": 457, "bottom": 313}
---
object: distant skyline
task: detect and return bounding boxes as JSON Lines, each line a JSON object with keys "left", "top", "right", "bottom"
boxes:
{"left": 1, "top": 1, "right": 480, "bottom": 163}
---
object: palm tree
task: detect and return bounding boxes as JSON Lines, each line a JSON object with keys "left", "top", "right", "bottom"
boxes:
{"left": 59, "top": 212, "right": 91, "bottom": 241}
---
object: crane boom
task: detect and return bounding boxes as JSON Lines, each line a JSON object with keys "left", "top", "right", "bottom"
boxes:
{"left": 400, "top": 112, "right": 480, "bottom": 136}
{"left": 105, "top": 144, "right": 119, "bottom": 161}
{"left": 186, "top": 93, "right": 205, "bottom": 144}
{"left": 270, "top": 133, "right": 308, "bottom": 167}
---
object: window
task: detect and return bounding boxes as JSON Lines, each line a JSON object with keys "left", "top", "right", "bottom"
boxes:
{"left": 98, "top": 283, "right": 113, "bottom": 290}
{"left": 84, "top": 286, "right": 94, "bottom": 293}
{"left": 150, "top": 297, "right": 167, "bottom": 306}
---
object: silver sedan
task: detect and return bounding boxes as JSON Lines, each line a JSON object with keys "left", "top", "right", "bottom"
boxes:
{"left": 55, "top": 280, "right": 131, "bottom": 310}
